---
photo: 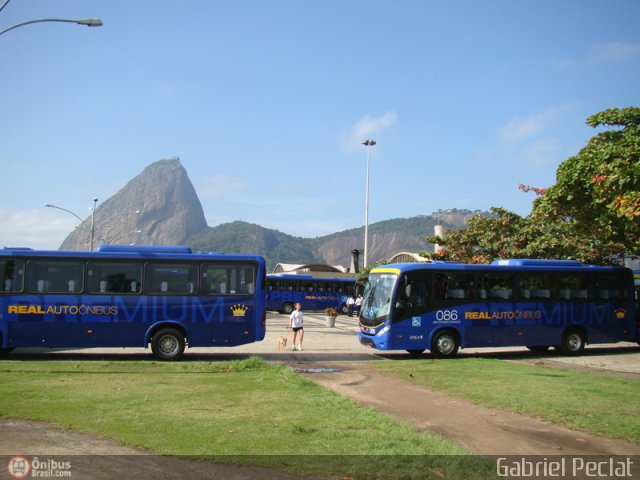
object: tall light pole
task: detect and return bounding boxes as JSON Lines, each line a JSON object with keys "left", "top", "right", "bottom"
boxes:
{"left": 362, "top": 138, "right": 376, "bottom": 268}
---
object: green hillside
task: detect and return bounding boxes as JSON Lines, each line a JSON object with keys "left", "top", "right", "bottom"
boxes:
{"left": 186, "top": 214, "right": 474, "bottom": 270}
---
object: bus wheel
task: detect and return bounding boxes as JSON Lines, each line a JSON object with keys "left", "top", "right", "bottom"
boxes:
{"left": 430, "top": 330, "right": 459, "bottom": 359}
{"left": 558, "top": 328, "right": 585, "bottom": 356}
{"left": 281, "top": 303, "right": 294, "bottom": 315}
{"left": 151, "top": 328, "right": 186, "bottom": 361}
{"left": 526, "top": 346, "right": 550, "bottom": 352}
{"left": 339, "top": 303, "right": 349, "bottom": 315}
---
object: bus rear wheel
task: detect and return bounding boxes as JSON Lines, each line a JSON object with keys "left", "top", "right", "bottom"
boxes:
{"left": 281, "top": 303, "right": 294, "bottom": 315}
{"left": 430, "top": 330, "right": 459, "bottom": 359}
{"left": 558, "top": 328, "right": 585, "bottom": 356}
{"left": 339, "top": 303, "right": 349, "bottom": 315}
{"left": 151, "top": 328, "right": 186, "bottom": 361}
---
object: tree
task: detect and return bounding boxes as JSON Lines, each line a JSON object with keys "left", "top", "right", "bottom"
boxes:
{"left": 423, "top": 107, "right": 639, "bottom": 265}
{"left": 533, "top": 106, "right": 639, "bottom": 259}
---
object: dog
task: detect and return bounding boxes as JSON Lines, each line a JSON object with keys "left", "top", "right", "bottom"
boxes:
{"left": 277, "top": 335, "right": 288, "bottom": 351}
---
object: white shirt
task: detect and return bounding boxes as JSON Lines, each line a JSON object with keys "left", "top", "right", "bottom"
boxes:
{"left": 290, "top": 310, "right": 304, "bottom": 328}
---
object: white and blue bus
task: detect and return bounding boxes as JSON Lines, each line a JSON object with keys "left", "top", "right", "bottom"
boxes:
{"left": 0, "top": 245, "right": 266, "bottom": 360}
{"left": 266, "top": 274, "right": 356, "bottom": 314}
{"left": 359, "top": 259, "right": 638, "bottom": 357}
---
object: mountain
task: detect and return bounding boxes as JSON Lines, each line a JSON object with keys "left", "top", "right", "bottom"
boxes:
{"left": 186, "top": 215, "right": 464, "bottom": 270}
{"left": 188, "top": 221, "right": 317, "bottom": 267}
{"left": 60, "top": 158, "right": 207, "bottom": 250}
{"left": 59, "top": 158, "right": 480, "bottom": 270}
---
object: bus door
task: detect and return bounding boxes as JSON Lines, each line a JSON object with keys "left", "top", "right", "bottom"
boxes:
{"left": 393, "top": 272, "right": 431, "bottom": 350}
{"left": 201, "top": 263, "right": 257, "bottom": 345}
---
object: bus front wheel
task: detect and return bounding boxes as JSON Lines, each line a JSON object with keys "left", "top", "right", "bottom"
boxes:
{"left": 281, "top": 303, "right": 294, "bottom": 315}
{"left": 339, "top": 303, "right": 349, "bottom": 315}
{"left": 151, "top": 328, "right": 186, "bottom": 361}
{"left": 558, "top": 328, "right": 585, "bottom": 356}
{"left": 430, "top": 330, "right": 459, "bottom": 359}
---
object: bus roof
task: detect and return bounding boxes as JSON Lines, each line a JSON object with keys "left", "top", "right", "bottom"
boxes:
{"left": 372, "top": 260, "right": 629, "bottom": 274}
{"left": 0, "top": 245, "right": 264, "bottom": 263}
{"left": 267, "top": 273, "right": 355, "bottom": 282}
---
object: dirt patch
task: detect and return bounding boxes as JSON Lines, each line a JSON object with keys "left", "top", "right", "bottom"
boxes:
{"left": 297, "top": 361, "right": 640, "bottom": 456}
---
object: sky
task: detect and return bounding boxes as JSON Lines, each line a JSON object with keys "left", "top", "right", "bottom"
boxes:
{"left": 1, "top": 0, "right": 639, "bottom": 250}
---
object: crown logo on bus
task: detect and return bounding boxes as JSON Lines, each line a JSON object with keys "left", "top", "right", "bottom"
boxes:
{"left": 231, "top": 304, "right": 248, "bottom": 317}
{"left": 614, "top": 308, "right": 626, "bottom": 319}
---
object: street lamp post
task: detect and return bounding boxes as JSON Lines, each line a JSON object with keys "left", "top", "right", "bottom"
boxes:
{"left": 362, "top": 138, "right": 376, "bottom": 268}
{"left": 0, "top": 0, "right": 102, "bottom": 37}
{"left": 89, "top": 197, "right": 98, "bottom": 251}
{"left": 0, "top": 17, "right": 102, "bottom": 36}
{"left": 45, "top": 198, "right": 99, "bottom": 251}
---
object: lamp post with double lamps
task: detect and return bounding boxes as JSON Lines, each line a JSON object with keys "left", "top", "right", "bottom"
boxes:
{"left": 361, "top": 138, "right": 376, "bottom": 268}
{"left": 45, "top": 198, "right": 99, "bottom": 251}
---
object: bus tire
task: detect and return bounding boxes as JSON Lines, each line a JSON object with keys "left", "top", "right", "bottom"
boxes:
{"left": 151, "top": 328, "right": 186, "bottom": 361}
{"left": 281, "top": 303, "right": 294, "bottom": 315}
{"left": 430, "top": 330, "right": 459, "bottom": 359}
{"left": 339, "top": 303, "right": 349, "bottom": 315}
{"left": 558, "top": 328, "right": 585, "bottom": 356}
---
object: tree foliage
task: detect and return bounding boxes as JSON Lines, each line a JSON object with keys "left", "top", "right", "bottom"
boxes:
{"left": 423, "top": 107, "right": 639, "bottom": 265}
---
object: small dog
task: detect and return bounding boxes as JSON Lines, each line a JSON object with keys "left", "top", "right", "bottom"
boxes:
{"left": 277, "top": 335, "right": 288, "bottom": 351}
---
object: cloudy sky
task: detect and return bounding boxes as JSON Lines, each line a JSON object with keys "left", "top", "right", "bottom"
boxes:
{"left": 1, "top": 0, "right": 638, "bottom": 249}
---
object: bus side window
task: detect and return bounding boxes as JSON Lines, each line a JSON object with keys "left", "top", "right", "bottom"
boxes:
{"left": 88, "top": 262, "right": 142, "bottom": 294}
{"left": 28, "top": 261, "right": 83, "bottom": 294}
{"left": 0, "top": 260, "right": 24, "bottom": 293}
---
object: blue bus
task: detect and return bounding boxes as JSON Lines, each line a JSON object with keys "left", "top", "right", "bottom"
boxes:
{"left": 0, "top": 245, "right": 266, "bottom": 360}
{"left": 359, "top": 259, "right": 638, "bottom": 357}
{"left": 266, "top": 274, "right": 356, "bottom": 314}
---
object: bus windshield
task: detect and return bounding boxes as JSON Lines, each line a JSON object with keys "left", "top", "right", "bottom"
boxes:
{"left": 360, "top": 272, "right": 397, "bottom": 327}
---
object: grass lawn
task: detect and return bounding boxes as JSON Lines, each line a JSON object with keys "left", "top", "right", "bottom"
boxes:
{"left": 0, "top": 357, "right": 497, "bottom": 479}
{"left": 373, "top": 357, "right": 640, "bottom": 444}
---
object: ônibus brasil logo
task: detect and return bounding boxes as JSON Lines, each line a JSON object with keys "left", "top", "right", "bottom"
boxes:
{"left": 7, "top": 456, "right": 31, "bottom": 479}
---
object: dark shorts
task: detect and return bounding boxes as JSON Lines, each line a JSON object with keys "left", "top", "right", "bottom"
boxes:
{"left": 292, "top": 326, "right": 303, "bottom": 332}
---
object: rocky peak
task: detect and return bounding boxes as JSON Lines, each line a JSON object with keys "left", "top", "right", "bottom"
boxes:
{"left": 60, "top": 158, "right": 208, "bottom": 250}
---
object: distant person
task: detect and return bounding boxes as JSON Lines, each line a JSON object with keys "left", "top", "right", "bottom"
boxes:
{"left": 347, "top": 295, "right": 355, "bottom": 317}
{"left": 354, "top": 295, "right": 362, "bottom": 316}
{"left": 289, "top": 302, "right": 304, "bottom": 351}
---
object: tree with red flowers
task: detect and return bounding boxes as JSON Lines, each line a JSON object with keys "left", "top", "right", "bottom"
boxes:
{"left": 423, "top": 107, "right": 639, "bottom": 264}
{"left": 533, "top": 106, "right": 639, "bottom": 260}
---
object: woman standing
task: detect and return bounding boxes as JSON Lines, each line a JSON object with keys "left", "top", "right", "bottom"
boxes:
{"left": 289, "top": 302, "right": 304, "bottom": 351}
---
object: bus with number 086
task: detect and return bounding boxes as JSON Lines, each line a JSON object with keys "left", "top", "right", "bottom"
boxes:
{"left": 0, "top": 245, "right": 267, "bottom": 361}
{"left": 359, "top": 259, "right": 638, "bottom": 357}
